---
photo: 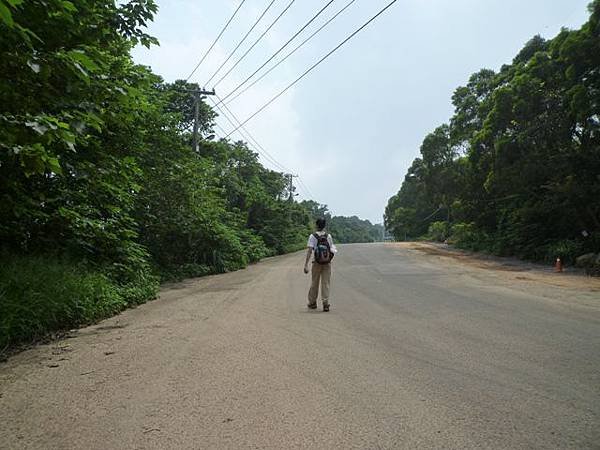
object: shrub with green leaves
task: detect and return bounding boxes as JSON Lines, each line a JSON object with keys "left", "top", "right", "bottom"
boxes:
{"left": 427, "top": 221, "right": 449, "bottom": 242}
{"left": 0, "top": 255, "right": 134, "bottom": 351}
{"left": 536, "top": 240, "right": 585, "bottom": 265}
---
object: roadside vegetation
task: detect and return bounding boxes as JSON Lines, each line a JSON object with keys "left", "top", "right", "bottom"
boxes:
{"left": 0, "top": 1, "right": 380, "bottom": 352}
{"left": 385, "top": 1, "right": 600, "bottom": 273}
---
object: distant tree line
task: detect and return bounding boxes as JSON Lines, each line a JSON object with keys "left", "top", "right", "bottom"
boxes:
{"left": 301, "top": 201, "right": 383, "bottom": 243}
{"left": 385, "top": 1, "right": 600, "bottom": 265}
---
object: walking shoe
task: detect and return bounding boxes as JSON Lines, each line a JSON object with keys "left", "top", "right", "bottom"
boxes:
{"left": 308, "top": 303, "right": 317, "bottom": 310}
{"left": 323, "top": 304, "right": 330, "bottom": 312}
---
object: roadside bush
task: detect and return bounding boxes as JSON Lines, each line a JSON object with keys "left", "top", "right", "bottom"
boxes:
{"left": 208, "top": 223, "right": 249, "bottom": 273}
{"left": 117, "top": 267, "right": 159, "bottom": 306}
{"left": 237, "top": 229, "right": 269, "bottom": 263}
{"left": 0, "top": 255, "right": 134, "bottom": 351}
{"left": 449, "top": 222, "right": 476, "bottom": 245}
{"left": 449, "top": 223, "right": 497, "bottom": 253}
{"left": 583, "top": 231, "right": 600, "bottom": 254}
{"left": 427, "top": 221, "right": 448, "bottom": 242}
{"left": 158, "top": 264, "right": 213, "bottom": 282}
{"left": 282, "top": 241, "right": 307, "bottom": 254}
{"left": 534, "top": 239, "right": 586, "bottom": 265}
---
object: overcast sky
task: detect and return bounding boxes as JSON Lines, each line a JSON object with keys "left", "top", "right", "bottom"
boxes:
{"left": 132, "top": 0, "right": 590, "bottom": 223}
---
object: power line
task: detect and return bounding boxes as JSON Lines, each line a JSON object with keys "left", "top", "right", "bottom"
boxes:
{"left": 299, "top": 177, "right": 314, "bottom": 198}
{"left": 225, "top": 0, "right": 358, "bottom": 106}
{"left": 209, "top": 96, "right": 289, "bottom": 172}
{"left": 211, "top": 101, "right": 315, "bottom": 200}
{"left": 225, "top": 0, "right": 400, "bottom": 138}
{"left": 204, "top": 0, "right": 278, "bottom": 87}
{"left": 217, "top": 110, "right": 285, "bottom": 172}
{"left": 221, "top": 111, "right": 317, "bottom": 200}
{"left": 297, "top": 176, "right": 315, "bottom": 199}
{"left": 296, "top": 182, "right": 311, "bottom": 199}
{"left": 213, "top": 122, "right": 230, "bottom": 139}
{"left": 213, "top": 94, "right": 291, "bottom": 173}
{"left": 421, "top": 206, "right": 442, "bottom": 222}
{"left": 185, "top": 0, "right": 248, "bottom": 82}
{"left": 217, "top": 0, "right": 336, "bottom": 104}
{"left": 212, "top": 97, "right": 318, "bottom": 200}
{"left": 212, "top": 0, "right": 297, "bottom": 89}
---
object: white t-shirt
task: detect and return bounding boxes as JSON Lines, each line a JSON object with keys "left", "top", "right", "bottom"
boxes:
{"left": 307, "top": 231, "right": 337, "bottom": 254}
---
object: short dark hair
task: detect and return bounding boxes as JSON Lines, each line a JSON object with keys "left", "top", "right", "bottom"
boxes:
{"left": 316, "top": 218, "right": 326, "bottom": 230}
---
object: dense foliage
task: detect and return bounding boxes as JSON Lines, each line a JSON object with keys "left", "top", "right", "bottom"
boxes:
{"left": 0, "top": 0, "right": 318, "bottom": 350}
{"left": 385, "top": 2, "right": 600, "bottom": 265}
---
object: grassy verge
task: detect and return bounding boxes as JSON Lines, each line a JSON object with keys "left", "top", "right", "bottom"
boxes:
{"left": 0, "top": 239, "right": 307, "bottom": 356}
{"left": 0, "top": 254, "right": 158, "bottom": 355}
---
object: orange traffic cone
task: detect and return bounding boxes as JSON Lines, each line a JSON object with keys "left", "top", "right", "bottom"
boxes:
{"left": 554, "top": 257, "right": 563, "bottom": 273}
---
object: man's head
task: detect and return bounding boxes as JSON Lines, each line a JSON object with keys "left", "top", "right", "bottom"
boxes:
{"left": 316, "top": 218, "right": 326, "bottom": 231}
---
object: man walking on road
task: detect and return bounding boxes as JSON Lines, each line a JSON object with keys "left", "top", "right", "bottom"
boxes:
{"left": 304, "top": 218, "right": 337, "bottom": 311}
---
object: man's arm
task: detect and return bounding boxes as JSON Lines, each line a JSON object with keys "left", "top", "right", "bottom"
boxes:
{"left": 303, "top": 248, "right": 312, "bottom": 274}
{"left": 328, "top": 234, "right": 338, "bottom": 254}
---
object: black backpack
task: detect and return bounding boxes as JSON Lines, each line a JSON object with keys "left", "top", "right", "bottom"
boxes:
{"left": 313, "top": 233, "right": 332, "bottom": 264}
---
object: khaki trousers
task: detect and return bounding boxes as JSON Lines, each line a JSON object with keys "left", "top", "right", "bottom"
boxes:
{"left": 308, "top": 262, "right": 331, "bottom": 306}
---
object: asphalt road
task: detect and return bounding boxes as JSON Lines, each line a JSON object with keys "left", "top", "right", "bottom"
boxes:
{"left": 1, "top": 243, "right": 599, "bottom": 449}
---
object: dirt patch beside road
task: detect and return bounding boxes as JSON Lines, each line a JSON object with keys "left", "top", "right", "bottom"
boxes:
{"left": 395, "top": 241, "right": 600, "bottom": 292}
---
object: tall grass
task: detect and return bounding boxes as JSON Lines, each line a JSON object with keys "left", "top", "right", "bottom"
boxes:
{"left": 0, "top": 254, "right": 156, "bottom": 352}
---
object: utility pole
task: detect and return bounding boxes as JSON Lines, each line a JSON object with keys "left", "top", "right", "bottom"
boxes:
{"left": 179, "top": 88, "right": 216, "bottom": 152}
{"left": 287, "top": 173, "right": 298, "bottom": 202}
{"left": 193, "top": 88, "right": 216, "bottom": 152}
